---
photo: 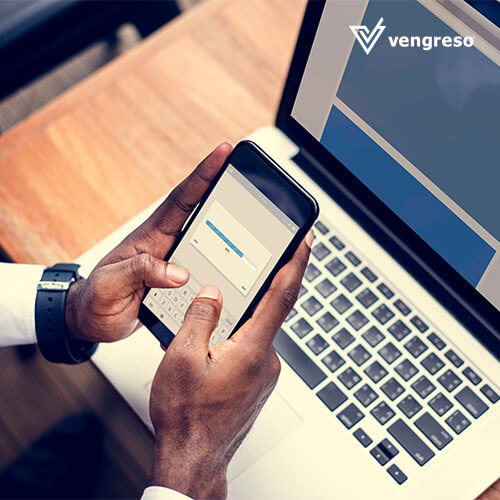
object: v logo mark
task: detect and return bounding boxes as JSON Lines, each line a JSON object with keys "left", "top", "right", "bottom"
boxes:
{"left": 350, "top": 17, "right": 386, "bottom": 55}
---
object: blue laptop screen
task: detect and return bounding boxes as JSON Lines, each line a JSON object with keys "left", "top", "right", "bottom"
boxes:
{"left": 291, "top": 0, "right": 500, "bottom": 311}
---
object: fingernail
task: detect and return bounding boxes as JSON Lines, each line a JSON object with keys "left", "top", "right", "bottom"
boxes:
{"left": 197, "top": 285, "right": 220, "bottom": 300}
{"left": 305, "top": 230, "right": 314, "bottom": 248}
{"left": 166, "top": 264, "right": 189, "bottom": 284}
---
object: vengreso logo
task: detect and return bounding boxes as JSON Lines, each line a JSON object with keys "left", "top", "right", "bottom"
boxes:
{"left": 350, "top": 17, "right": 474, "bottom": 55}
{"left": 387, "top": 33, "right": 475, "bottom": 51}
{"left": 350, "top": 17, "right": 386, "bottom": 54}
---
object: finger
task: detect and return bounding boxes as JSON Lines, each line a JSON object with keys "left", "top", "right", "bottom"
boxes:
{"left": 145, "top": 143, "right": 233, "bottom": 240}
{"left": 232, "top": 230, "right": 313, "bottom": 348}
{"left": 94, "top": 254, "right": 189, "bottom": 301}
{"left": 172, "top": 285, "right": 222, "bottom": 351}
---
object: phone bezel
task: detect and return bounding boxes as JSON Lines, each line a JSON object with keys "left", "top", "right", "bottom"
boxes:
{"left": 139, "top": 140, "right": 319, "bottom": 347}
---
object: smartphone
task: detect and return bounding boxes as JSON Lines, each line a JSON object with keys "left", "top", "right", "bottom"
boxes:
{"left": 139, "top": 140, "right": 319, "bottom": 347}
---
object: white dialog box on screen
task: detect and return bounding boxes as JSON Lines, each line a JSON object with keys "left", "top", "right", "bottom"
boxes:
{"left": 190, "top": 201, "right": 272, "bottom": 295}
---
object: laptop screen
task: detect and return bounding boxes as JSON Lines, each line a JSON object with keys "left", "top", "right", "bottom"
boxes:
{"left": 290, "top": 0, "right": 500, "bottom": 313}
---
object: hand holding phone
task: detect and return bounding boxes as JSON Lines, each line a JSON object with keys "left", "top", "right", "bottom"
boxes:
{"left": 140, "top": 140, "right": 318, "bottom": 346}
{"left": 149, "top": 234, "right": 313, "bottom": 499}
{"left": 61, "top": 144, "right": 233, "bottom": 346}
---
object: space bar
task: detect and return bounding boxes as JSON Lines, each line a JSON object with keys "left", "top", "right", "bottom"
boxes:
{"left": 274, "top": 329, "right": 327, "bottom": 389}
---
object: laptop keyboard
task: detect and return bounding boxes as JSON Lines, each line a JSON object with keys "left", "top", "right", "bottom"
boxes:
{"left": 274, "top": 217, "right": 499, "bottom": 485}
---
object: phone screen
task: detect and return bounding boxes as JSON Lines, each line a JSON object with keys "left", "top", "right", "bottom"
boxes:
{"left": 143, "top": 163, "right": 301, "bottom": 345}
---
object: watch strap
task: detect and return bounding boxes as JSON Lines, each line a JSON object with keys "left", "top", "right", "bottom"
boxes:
{"left": 35, "top": 264, "right": 97, "bottom": 364}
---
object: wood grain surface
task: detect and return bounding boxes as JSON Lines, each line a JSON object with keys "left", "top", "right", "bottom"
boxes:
{"left": 0, "top": 0, "right": 302, "bottom": 266}
{"left": 0, "top": 0, "right": 498, "bottom": 497}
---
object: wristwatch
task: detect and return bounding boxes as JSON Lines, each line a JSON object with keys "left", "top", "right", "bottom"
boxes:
{"left": 35, "top": 263, "right": 97, "bottom": 364}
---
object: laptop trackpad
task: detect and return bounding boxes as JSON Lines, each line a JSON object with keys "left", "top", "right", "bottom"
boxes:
{"left": 227, "top": 390, "right": 303, "bottom": 482}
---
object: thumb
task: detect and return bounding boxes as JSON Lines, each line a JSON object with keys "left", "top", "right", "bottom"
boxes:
{"left": 174, "top": 285, "right": 222, "bottom": 350}
{"left": 94, "top": 254, "right": 189, "bottom": 301}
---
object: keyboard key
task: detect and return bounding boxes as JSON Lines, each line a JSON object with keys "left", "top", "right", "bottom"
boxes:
{"left": 446, "top": 409, "right": 471, "bottom": 435}
{"left": 462, "top": 367, "right": 482, "bottom": 386}
{"left": 298, "top": 285, "right": 307, "bottom": 298}
{"left": 353, "top": 428, "right": 372, "bottom": 447}
{"left": 312, "top": 242, "right": 331, "bottom": 261}
{"left": 172, "top": 309, "right": 183, "bottom": 323}
{"left": 317, "top": 381, "right": 347, "bottom": 411}
{"left": 388, "top": 419, "right": 435, "bottom": 466}
{"left": 346, "top": 310, "right": 369, "bottom": 331}
{"left": 356, "top": 288, "right": 378, "bottom": 308}
{"left": 410, "top": 315, "right": 429, "bottom": 333}
{"left": 455, "top": 387, "right": 488, "bottom": 419}
{"left": 388, "top": 320, "right": 411, "bottom": 341}
{"left": 345, "top": 250, "right": 361, "bottom": 266}
{"left": 429, "top": 393, "right": 453, "bottom": 417}
{"left": 290, "top": 318, "right": 313, "bottom": 338}
{"left": 354, "top": 383, "right": 378, "bottom": 407}
{"left": 361, "top": 266, "right": 377, "bottom": 283}
{"left": 411, "top": 376, "right": 436, "bottom": 399}
{"left": 387, "top": 464, "right": 407, "bottom": 485}
{"left": 317, "top": 312, "right": 339, "bottom": 333}
{"left": 329, "top": 235, "right": 345, "bottom": 250}
{"left": 378, "top": 342, "right": 402, "bottom": 364}
{"left": 381, "top": 377, "right": 404, "bottom": 401}
{"left": 415, "top": 412, "right": 453, "bottom": 450}
{"left": 337, "top": 403, "right": 364, "bottom": 429}
{"left": 348, "top": 344, "right": 371, "bottom": 366}
{"left": 364, "top": 361, "right": 388, "bottom": 383}
{"left": 362, "top": 325, "right": 385, "bottom": 347}
{"left": 438, "top": 369, "right": 462, "bottom": 393}
{"left": 322, "top": 350, "right": 345, "bottom": 373}
{"left": 427, "top": 332, "right": 446, "bottom": 350}
{"left": 397, "top": 394, "right": 422, "bottom": 418}
{"left": 480, "top": 384, "right": 499, "bottom": 403}
{"left": 372, "top": 304, "right": 395, "bottom": 325}
{"left": 274, "top": 329, "right": 326, "bottom": 389}
{"left": 341, "top": 272, "right": 362, "bottom": 292}
{"left": 421, "top": 352, "right": 445, "bottom": 375}
{"left": 445, "top": 349, "right": 464, "bottom": 368}
{"left": 301, "top": 296, "right": 323, "bottom": 316}
{"left": 376, "top": 439, "right": 399, "bottom": 462}
{"left": 395, "top": 359, "right": 418, "bottom": 381}
{"left": 332, "top": 327, "right": 355, "bottom": 349}
{"left": 305, "top": 263, "right": 321, "bottom": 282}
{"left": 314, "top": 220, "right": 330, "bottom": 234}
{"left": 370, "top": 446, "right": 389, "bottom": 466}
{"left": 285, "top": 308, "right": 297, "bottom": 322}
{"left": 404, "top": 336, "right": 428, "bottom": 358}
{"left": 371, "top": 401, "right": 395, "bottom": 425}
{"left": 377, "top": 283, "right": 394, "bottom": 299}
{"left": 338, "top": 367, "right": 362, "bottom": 389}
{"left": 315, "top": 278, "right": 337, "bottom": 298}
{"left": 331, "top": 294, "right": 353, "bottom": 314}
{"left": 394, "top": 299, "right": 411, "bottom": 316}
{"left": 306, "top": 334, "right": 329, "bottom": 356}
{"left": 326, "top": 257, "right": 347, "bottom": 277}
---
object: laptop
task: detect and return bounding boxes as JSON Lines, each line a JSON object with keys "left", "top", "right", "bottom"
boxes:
{"left": 77, "top": 1, "right": 500, "bottom": 498}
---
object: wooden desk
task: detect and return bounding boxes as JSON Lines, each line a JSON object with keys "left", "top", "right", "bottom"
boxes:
{"left": 0, "top": 0, "right": 498, "bottom": 497}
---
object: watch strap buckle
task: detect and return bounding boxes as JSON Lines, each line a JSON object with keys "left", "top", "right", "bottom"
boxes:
{"left": 37, "top": 280, "right": 72, "bottom": 291}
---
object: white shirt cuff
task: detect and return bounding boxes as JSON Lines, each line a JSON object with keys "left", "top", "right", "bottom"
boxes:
{"left": 0, "top": 263, "right": 44, "bottom": 347}
{"left": 141, "top": 486, "right": 193, "bottom": 500}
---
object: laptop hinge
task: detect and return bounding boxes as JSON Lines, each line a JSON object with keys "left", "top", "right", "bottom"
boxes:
{"left": 292, "top": 147, "right": 385, "bottom": 234}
